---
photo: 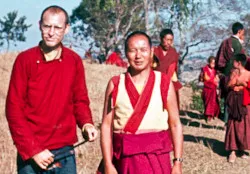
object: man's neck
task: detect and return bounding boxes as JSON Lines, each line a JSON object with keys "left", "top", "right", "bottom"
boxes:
{"left": 239, "top": 67, "right": 246, "bottom": 74}
{"left": 160, "top": 45, "right": 169, "bottom": 56}
{"left": 40, "top": 42, "right": 62, "bottom": 61}
{"left": 129, "top": 68, "right": 151, "bottom": 85}
{"left": 232, "top": 34, "right": 240, "bottom": 40}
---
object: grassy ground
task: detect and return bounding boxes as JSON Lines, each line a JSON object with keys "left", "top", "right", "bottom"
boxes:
{"left": 0, "top": 53, "right": 250, "bottom": 174}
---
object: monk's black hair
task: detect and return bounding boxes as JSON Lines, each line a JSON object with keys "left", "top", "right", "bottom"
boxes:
{"left": 124, "top": 31, "right": 152, "bottom": 53}
{"left": 160, "top": 29, "right": 174, "bottom": 39}
{"left": 234, "top": 53, "right": 247, "bottom": 66}
{"left": 40, "top": 5, "right": 69, "bottom": 24}
{"left": 207, "top": 56, "right": 215, "bottom": 63}
{"left": 232, "top": 22, "right": 244, "bottom": 35}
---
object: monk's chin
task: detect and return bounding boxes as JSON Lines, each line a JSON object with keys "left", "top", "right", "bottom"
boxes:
{"left": 162, "top": 46, "right": 170, "bottom": 51}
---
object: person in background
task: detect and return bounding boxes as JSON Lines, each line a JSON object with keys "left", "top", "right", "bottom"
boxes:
{"left": 199, "top": 56, "right": 220, "bottom": 122}
{"left": 5, "top": 5, "right": 98, "bottom": 174}
{"left": 225, "top": 53, "right": 250, "bottom": 163}
{"left": 99, "top": 31, "right": 183, "bottom": 174}
{"left": 154, "top": 29, "right": 182, "bottom": 108}
{"left": 215, "top": 22, "right": 245, "bottom": 125}
{"left": 105, "top": 47, "right": 128, "bottom": 68}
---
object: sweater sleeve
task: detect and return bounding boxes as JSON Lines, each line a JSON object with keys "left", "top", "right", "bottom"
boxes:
{"left": 6, "top": 53, "right": 43, "bottom": 160}
{"left": 73, "top": 57, "right": 94, "bottom": 129}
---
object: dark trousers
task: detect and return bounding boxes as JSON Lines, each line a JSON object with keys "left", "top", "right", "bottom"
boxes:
{"left": 17, "top": 146, "right": 77, "bottom": 174}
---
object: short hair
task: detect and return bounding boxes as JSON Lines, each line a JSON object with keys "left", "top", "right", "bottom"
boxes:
{"left": 124, "top": 31, "right": 152, "bottom": 53}
{"left": 232, "top": 22, "right": 244, "bottom": 35}
{"left": 160, "top": 29, "right": 174, "bottom": 40}
{"left": 40, "top": 5, "right": 69, "bottom": 24}
{"left": 233, "top": 53, "right": 247, "bottom": 66}
{"left": 208, "top": 56, "right": 215, "bottom": 63}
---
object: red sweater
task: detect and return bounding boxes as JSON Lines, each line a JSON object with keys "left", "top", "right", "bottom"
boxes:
{"left": 6, "top": 45, "right": 94, "bottom": 160}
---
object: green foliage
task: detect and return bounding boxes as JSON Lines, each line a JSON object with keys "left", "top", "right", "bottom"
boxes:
{"left": 190, "top": 92, "right": 204, "bottom": 114}
{"left": 189, "top": 80, "right": 199, "bottom": 92}
{"left": 219, "top": 98, "right": 224, "bottom": 114}
{"left": 163, "top": 0, "right": 200, "bottom": 28}
{"left": 0, "top": 11, "right": 31, "bottom": 50}
{"left": 189, "top": 80, "right": 204, "bottom": 113}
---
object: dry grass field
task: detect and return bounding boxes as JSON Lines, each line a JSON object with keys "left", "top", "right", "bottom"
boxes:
{"left": 0, "top": 52, "right": 250, "bottom": 174}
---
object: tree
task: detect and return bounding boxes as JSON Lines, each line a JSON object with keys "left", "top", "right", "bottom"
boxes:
{"left": 70, "top": 0, "right": 194, "bottom": 57}
{"left": 0, "top": 11, "right": 31, "bottom": 50}
{"left": 70, "top": 0, "right": 144, "bottom": 56}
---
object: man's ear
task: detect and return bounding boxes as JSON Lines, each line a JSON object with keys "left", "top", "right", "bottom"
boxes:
{"left": 64, "top": 24, "right": 70, "bottom": 35}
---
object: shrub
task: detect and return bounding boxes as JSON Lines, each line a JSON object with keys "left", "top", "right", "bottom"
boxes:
{"left": 190, "top": 92, "right": 204, "bottom": 113}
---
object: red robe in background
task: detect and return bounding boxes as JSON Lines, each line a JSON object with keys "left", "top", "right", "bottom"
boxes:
{"left": 201, "top": 65, "right": 220, "bottom": 118}
{"left": 105, "top": 52, "right": 128, "bottom": 68}
{"left": 154, "top": 45, "right": 182, "bottom": 109}
{"left": 154, "top": 45, "right": 182, "bottom": 91}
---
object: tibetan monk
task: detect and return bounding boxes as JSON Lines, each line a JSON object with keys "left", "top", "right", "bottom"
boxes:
{"left": 105, "top": 48, "right": 128, "bottom": 68}
{"left": 99, "top": 31, "right": 183, "bottom": 174}
{"left": 225, "top": 53, "right": 250, "bottom": 163}
{"left": 154, "top": 29, "right": 182, "bottom": 108}
{"left": 199, "top": 56, "right": 220, "bottom": 122}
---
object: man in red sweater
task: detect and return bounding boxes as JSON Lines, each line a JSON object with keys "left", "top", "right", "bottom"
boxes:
{"left": 6, "top": 5, "right": 98, "bottom": 174}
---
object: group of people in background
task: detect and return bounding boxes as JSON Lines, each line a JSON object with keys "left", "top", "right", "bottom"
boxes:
{"left": 199, "top": 22, "right": 250, "bottom": 163}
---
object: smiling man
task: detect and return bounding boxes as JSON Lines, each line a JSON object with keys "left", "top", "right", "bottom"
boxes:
{"left": 100, "top": 31, "right": 183, "bottom": 174}
{"left": 6, "top": 5, "right": 98, "bottom": 174}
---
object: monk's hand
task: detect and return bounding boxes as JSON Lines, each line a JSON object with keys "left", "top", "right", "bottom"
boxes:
{"left": 32, "top": 149, "right": 54, "bottom": 170}
{"left": 204, "top": 73, "right": 210, "bottom": 81}
{"left": 105, "top": 164, "right": 118, "bottom": 174}
{"left": 172, "top": 162, "right": 182, "bottom": 174}
{"left": 233, "top": 86, "right": 240, "bottom": 91}
{"left": 82, "top": 124, "right": 98, "bottom": 142}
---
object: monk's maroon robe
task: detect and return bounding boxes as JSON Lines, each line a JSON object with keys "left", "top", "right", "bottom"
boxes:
{"left": 225, "top": 82, "right": 250, "bottom": 151}
{"left": 201, "top": 65, "right": 220, "bottom": 118}
{"left": 154, "top": 45, "right": 182, "bottom": 91}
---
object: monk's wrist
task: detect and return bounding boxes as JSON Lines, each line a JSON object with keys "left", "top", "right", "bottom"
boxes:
{"left": 173, "top": 157, "right": 183, "bottom": 164}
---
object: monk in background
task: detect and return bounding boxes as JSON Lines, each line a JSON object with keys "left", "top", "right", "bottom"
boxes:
{"left": 105, "top": 47, "right": 128, "bottom": 68}
{"left": 199, "top": 56, "right": 220, "bottom": 122}
{"left": 225, "top": 53, "right": 250, "bottom": 163}
{"left": 154, "top": 29, "right": 182, "bottom": 108}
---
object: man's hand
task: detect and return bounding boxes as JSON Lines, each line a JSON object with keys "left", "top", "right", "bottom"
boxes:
{"left": 172, "top": 162, "right": 182, "bottom": 174}
{"left": 32, "top": 149, "right": 54, "bottom": 170}
{"left": 82, "top": 124, "right": 98, "bottom": 142}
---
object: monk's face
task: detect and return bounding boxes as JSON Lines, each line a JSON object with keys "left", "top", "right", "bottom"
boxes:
{"left": 209, "top": 59, "right": 215, "bottom": 69}
{"left": 40, "top": 10, "right": 69, "bottom": 48}
{"left": 233, "top": 60, "right": 241, "bottom": 69}
{"left": 160, "top": 34, "right": 174, "bottom": 51}
{"left": 126, "top": 35, "right": 153, "bottom": 71}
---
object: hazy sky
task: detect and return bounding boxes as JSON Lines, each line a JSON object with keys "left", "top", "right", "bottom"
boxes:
{"left": 0, "top": 0, "right": 82, "bottom": 51}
